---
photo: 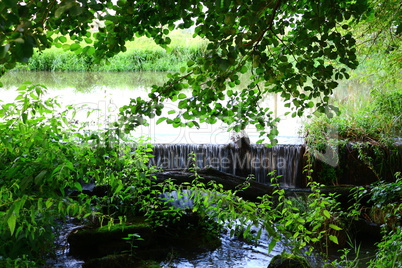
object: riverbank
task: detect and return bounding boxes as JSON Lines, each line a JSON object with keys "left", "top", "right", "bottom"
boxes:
{"left": 13, "top": 30, "right": 207, "bottom": 72}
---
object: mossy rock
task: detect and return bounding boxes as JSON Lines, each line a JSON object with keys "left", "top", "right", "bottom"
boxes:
{"left": 68, "top": 215, "right": 221, "bottom": 262}
{"left": 268, "top": 252, "right": 311, "bottom": 268}
{"left": 67, "top": 217, "right": 158, "bottom": 259}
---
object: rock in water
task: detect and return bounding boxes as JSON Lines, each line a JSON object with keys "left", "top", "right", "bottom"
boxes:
{"left": 268, "top": 253, "right": 311, "bottom": 268}
{"left": 229, "top": 129, "right": 252, "bottom": 177}
{"left": 229, "top": 129, "right": 251, "bottom": 150}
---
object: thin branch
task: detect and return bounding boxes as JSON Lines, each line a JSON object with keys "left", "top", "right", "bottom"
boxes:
{"left": 241, "top": 0, "right": 282, "bottom": 48}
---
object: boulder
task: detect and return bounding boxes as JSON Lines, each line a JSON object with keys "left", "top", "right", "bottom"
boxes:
{"left": 268, "top": 252, "right": 311, "bottom": 268}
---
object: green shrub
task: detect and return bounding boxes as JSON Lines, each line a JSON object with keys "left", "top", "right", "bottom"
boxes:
{"left": 370, "top": 173, "right": 402, "bottom": 208}
{"left": 0, "top": 82, "right": 92, "bottom": 262}
{"left": 305, "top": 87, "right": 402, "bottom": 148}
{"left": 0, "top": 82, "right": 158, "bottom": 263}
{"left": 368, "top": 226, "right": 402, "bottom": 268}
{"left": 372, "top": 88, "right": 402, "bottom": 136}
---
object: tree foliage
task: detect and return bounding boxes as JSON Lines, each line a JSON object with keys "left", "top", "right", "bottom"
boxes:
{"left": 350, "top": 0, "right": 402, "bottom": 88}
{"left": 355, "top": 0, "right": 402, "bottom": 53}
{"left": 0, "top": 0, "right": 378, "bottom": 143}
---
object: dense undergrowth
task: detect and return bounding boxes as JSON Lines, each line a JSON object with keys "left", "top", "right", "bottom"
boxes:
{"left": 0, "top": 84, "right": 401, "bottom": 267}
{"left": 303, "top": 66, "right": 402, "bottom": 185}
{"left": 298, "top": 53, "right": 402, "bottom": 266}
{"left": 305, "top": 87, "right": 402, "bottom": 145}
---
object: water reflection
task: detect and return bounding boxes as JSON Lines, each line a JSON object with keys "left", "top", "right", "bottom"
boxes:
{"left": 1, "top": 71, "right": 168, "bottom": 92}
{"left": 0, "top": 71, "right": 305, "bottom": 144}
{"left": 164, "top": 231, "right": 282, "bottom": 268}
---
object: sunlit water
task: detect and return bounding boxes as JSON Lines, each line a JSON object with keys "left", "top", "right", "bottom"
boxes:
{"left": 0, "top": 71, "right": 305, "bottom": 144}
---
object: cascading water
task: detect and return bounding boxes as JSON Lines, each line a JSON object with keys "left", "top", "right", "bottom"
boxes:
{"left": 150, "top": 143, "right": 305, "bottom": 188}
{"left": 248, "top": 144, "right": 305, "bottom": 187}
{"left": 45, "top": 220, "right": 85, "bottom": 267}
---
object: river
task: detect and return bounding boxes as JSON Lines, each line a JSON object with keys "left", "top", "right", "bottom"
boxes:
{"left": 0, "top": 71, "right": 305, "bottom": 144}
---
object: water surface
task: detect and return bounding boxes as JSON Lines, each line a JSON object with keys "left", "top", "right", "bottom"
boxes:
{"left": 0, "top": 71, "right": 305, "bottom": 144}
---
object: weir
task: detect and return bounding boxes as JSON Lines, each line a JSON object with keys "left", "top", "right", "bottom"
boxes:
{"left": 150, "top": 144, "right": 305, "bottom": 188}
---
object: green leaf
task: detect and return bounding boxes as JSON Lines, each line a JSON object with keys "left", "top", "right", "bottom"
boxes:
{"left": 69, "top": 43, "right": 81, "bottom": 51}
{"left": 59, "top": 36, "right": 67, "bottom": 43}
{"left": 329, "top": 235, "right": 339, "bottom": 244}
{"left": 86, "top": 46, "right": 96, "bottom": 55}
{"left": 268, "top": 237, "right": 277, "bottom": 252}
{"left": 168, "top": 24, "right": 175, "bottom": 31}
{"left": 178, "top": 100, "right": 187, "bottom": 109}
{"left": 156, "top": 117, "right": 167, "bottom": 124}
{"left": 240, "top": 65, "right": 248, "bottom": 74}
{"left": 45, "top": 199, "right": 53, "bottom": 209}
{"left": 70, "top": 6, "right": 83, "bottom": 16}
{"left": 34, "top": 170, "right": 47, "bottom": 185}
{"left": 74, "top": 182, "right": 82, "bottom": 192}
{"left": 329, "top": 224, "right": 342, "bottom": 231}
{"left": 7, "top": 213, "right": 16, "bottom": 236}
{"left": 279, "top": 56, "right": 288, "bottom": 62}
{"left": 178, "top": 93, "right": 187, "bottom": 99}
{"left": 114, "top": 183, "right": 123, "bottom": 194}
{"left": 37, "top": 198, "right": 43, "bottom": 211}
{"left": 55, "top": 5, "right": 69, "bottom": 18}
{"left": 323, "top": 209, "right": 331, "bottom": 219}
{"left": 168, "top": 110, "right": 176, "bottom": 114}
{"left": 22, "top": 112, "right": 27, "bottom": 123}
{"left": 285, "top": 219, "right": 293, "bottom": 227}
{"left": 65, "top": 161, "right": 75, "bottom": 171}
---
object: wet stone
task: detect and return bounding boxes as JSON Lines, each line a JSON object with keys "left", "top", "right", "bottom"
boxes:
{"left": 67, "top": 215, "right": 221, "bottom": 266}
{"left": 268, "top": 252, "right": 311, "bottom": 268}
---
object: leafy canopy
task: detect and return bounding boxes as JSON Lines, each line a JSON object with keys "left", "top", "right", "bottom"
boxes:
{"left": 0, "top": 0, "right": 373, "bottom": 144}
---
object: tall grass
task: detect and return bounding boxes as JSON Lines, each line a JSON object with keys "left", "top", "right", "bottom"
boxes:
{"left": 304, "top": 87, "right": 402, "bottom": 145}
{"left": 19, "top": 31, "right": 207, "bottom": 72}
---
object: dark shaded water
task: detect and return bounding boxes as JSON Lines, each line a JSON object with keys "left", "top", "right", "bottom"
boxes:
{"left": 46, "top": 221, "right": 85, "bottom": 268}
{"left": 46, "top": 220, "right": 285, "bottom": 268}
